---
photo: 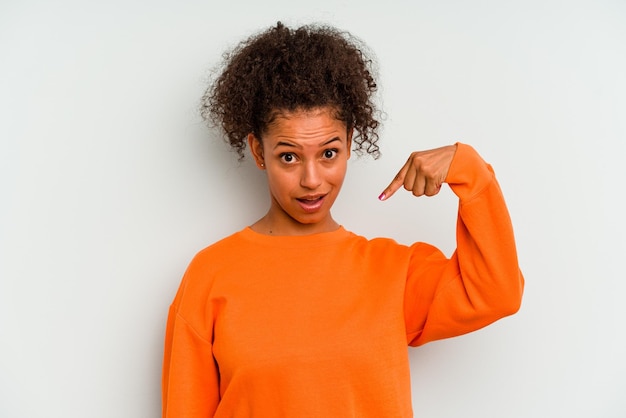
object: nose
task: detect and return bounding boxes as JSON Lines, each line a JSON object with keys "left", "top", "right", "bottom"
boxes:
{"left": 300, "top": 160, "right": 322, "bottom": 190}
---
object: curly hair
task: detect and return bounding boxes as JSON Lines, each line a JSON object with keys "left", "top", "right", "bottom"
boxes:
{"left": 200, "top": 21, "right": 381, "bottom": 160}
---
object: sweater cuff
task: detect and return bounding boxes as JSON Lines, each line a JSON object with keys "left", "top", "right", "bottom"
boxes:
{"left": 445, "top": 142, "right": 495, "bottom": 202}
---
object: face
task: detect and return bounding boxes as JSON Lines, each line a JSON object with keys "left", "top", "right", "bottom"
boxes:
{"left": 248, "top": 107, "right": 352, "bottom": 235}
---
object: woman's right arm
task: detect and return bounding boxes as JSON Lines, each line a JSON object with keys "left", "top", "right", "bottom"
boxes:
{"left": 162, "top": 260, "right": 220, "bottom": 417}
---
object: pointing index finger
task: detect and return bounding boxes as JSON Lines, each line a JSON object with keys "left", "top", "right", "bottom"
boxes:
{"left": 379, "top": 162, "right": 410, "bottom": 201}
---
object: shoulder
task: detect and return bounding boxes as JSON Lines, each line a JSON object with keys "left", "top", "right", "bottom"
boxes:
{"left": 174, "top": 229, "right": 250, "bottom": 303}
{"left": 344, "top": 230, "right": 419, "bottom": 262}
{"left": 348, "top": 229, "right": 450, "bottom": 268}
{"left": 192, "top": 228, "right": 250, "bottom": 264}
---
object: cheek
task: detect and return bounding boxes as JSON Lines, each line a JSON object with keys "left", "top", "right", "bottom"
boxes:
{"left": 266, "top": 170, "right": 297, "bottom": 194}
{"left": 329, "top": 162, "right": 348, "bottom": 185}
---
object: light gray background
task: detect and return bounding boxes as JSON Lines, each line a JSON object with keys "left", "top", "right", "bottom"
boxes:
{"left": 1, "top": 0, "right": 624, "bottom": 417}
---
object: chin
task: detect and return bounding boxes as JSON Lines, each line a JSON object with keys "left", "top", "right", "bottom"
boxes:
{"left": 293, "top": 215, "right": 325, "bottom": 225}
{"left": 290, "top": 210, "right": 330, "bottom": 226}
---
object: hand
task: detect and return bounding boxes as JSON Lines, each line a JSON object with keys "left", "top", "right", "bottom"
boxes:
{"left": 379, "top": 144, "right": 457, "bottom": 201}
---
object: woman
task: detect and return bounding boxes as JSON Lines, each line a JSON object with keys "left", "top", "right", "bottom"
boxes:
{"left": 162, "top": 22, "right": 523, "bottom": 417}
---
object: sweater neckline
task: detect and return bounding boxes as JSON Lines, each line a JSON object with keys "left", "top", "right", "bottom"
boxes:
{"left": 239, "top": 225, "right": 351, "bottom": 248}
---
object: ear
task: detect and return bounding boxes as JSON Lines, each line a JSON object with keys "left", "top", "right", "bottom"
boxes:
{"left": 248, "top": 133, "right": 265, "bottom": 169}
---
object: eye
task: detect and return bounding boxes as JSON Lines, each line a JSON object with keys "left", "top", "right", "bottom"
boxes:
{"left": 323, "top": 149, "right": 338, "bottom": 159}
{"left": 280, "top": 153, "right": 296, "bottom": 163}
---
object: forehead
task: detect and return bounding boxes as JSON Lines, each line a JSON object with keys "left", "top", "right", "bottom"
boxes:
{"left": 264, "top": 107, "right": 347, "bottom": 140}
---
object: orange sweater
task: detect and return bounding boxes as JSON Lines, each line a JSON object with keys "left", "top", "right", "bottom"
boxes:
{"left": 162, "top": 143, "right": 524, "bottom": 417}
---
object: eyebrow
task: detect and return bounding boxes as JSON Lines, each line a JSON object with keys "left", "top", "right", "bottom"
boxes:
{"left": 274, "top": 137, "right": 341, "bottom": 149}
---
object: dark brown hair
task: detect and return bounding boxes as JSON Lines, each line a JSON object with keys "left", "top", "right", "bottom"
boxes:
{"left": 201, "top": 22, "right": 381, "bottom": 159}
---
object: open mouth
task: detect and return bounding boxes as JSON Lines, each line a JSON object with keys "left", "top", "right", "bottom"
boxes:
{"left": 296, "top": 195, "right": 326, "bottom": 213}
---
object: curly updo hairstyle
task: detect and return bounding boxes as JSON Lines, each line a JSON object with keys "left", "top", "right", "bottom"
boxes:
{"left": 201, "top": 21, "right": 381, "bottom": 160}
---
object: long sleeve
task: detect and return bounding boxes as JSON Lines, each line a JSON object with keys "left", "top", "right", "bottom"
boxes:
{"left": 405, "top": 143, "right": 524, "bottom": 346}
{"left": 162, "top": 259, "right": 220, "bottom": 417}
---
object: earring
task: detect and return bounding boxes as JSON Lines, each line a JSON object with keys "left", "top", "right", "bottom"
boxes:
{"left": 260, "top": 163, "right": 265, "bottom": 168}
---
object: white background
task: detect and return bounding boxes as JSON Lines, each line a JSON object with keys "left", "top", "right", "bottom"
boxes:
{"left": 1, "top": 0, "right": 625, "bottom": 417}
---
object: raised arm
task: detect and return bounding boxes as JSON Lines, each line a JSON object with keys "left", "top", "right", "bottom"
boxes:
{"left": 381, "top": 143, "right": 524, "bottom": 346}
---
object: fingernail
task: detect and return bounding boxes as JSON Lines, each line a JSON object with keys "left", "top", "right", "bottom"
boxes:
{"left": 378, "top": 192, "right": 386, "bottom": 201}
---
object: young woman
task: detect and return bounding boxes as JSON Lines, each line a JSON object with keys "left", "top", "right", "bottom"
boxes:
{"left": 162, "top": 22, "right": 524, "bottom": 417}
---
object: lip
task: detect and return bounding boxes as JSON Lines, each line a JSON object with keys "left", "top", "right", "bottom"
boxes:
{"left": 296, "top": 194, "right": 327, "bottom": 213}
